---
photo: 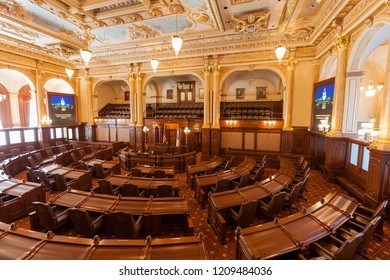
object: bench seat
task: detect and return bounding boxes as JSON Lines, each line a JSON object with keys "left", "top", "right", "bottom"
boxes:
{"left": 336, "top": 176, "right": 365, "bottom": 201}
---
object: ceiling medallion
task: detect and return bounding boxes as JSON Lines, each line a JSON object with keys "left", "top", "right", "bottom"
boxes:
{"left": 170, "top": 4, "right": 184, "bottom": 14}
{"left": 231, "top": 11, "right": 271, "bottom": 34}
{"left": 149, "top": 8, "right": 162, "bottom": 17}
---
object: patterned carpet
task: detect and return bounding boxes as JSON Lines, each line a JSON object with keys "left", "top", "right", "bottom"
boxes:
{"left": 13, "top": 158, "right": 390, "bottom": 260}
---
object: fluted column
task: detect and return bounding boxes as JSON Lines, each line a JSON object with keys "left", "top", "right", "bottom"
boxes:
{"left": 35, "top": 63, "right": 46, "bottom": 123}
{"left": 128, "top": 71, "right": 136, "bottom": 125}
{"left": 330, "top": 35, "right": 350, "bottom": 136}
{"left": 283, "top": 56, "right": 297, "bottom": 130}
{"left": 212, "top": 64, "right": 220, "bottom": 129}
{"left": 202, "top": 65, "right": 211, "bottom": 128}
{"left": 135, "top": 72, "right": 144, "bottom": 126}
{"left": 85, "top": 69, "right": 94, "bottom": 125}
{"left": 375, "top": 44, "right": 390, "bottom": 150}
{"left": 75, "top": 77, "right": 81, "bottom": 124}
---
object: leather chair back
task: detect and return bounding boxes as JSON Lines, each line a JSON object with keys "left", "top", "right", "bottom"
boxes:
{"left": 109, "top": 211, "right": 143, "bottom": 239}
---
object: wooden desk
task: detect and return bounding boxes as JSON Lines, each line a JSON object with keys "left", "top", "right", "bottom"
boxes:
{"left": 235, "top": 192, "right": 358, "bottom": 259}
{"left": 49, "top": 189, "right": 193, "bottom": 236}
{"left": 0, "top": 179, "right": 45, "bottom": 222}
{"left": 186, "top": 156, "right": 225, "bottom": 189}
{"left": 0, "top": 222, "right": 207, "bottom": 260}
{"left": 134, "top": 164, "right": 175, "bottom": 178}
{"left": 41, "top": 164, "right": 92, "bottom": 191}
{"left": 86, "top": 159, "right": 121, "bottom": 174}
{"left": 194, "top": 156, "right": 256, "bottom": 209}
{"left": 207, "top": 162, "right": 295, "bottom": 243}
{"left": 105, "top": 174, "right": 180, "bottom": 197}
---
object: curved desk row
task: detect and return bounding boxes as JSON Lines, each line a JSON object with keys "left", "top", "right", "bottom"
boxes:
{"left": 0, "top": 178, "right": 45, "bottom": 223}
{"left": 102, "top": 173, "right": 180, "bottom": 197}
{"left": 207, "top": 161, "right": 296, "bottom": 243}
{"left": 186, "top": 156, "right": 225, "bottom": 189}
{"left": 235, "top": 192, "right": 359, "bottom": 259}
{"left": 194, "top": 156, "right": 257, "bottom": 209}
{"left": 47, "top": 189, "right": 193, "bottom": 236}
{"left": 0, "top": 222, "right": 207, "bottom": 260}
{"left": 119, "top": 149, "right": 196, "bottom": 173}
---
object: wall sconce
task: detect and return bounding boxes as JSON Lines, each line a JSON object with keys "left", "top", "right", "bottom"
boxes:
{"left": 264, "top": 120, "right": 276, "bottom": 128}
{"left": 143, "top": 126, "right": 149, "bottom": 145}
{"left": 0, "top": 94, "right": 6, "bottom": 102}
{"left": 41, "top": 115, "right": 52, "bottom": 126}
{"left": 226, "top": 119, "right": 237, "bottom": 128}
{"left": 184, "top": 127, "right": 190, "bottom": 145}
{"left": 318, "top": 119, "right": 330, "bottom": 132}
{"left": 358, "top": 121, "right": 379, "bottom": 142}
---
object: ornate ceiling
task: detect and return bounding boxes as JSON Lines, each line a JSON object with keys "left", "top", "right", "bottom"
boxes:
{"left": 0, "top": 0, "right": 362, "bottom": 69}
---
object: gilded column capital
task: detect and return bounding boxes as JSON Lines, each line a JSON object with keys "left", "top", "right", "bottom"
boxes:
{"left": 35, "top": 69, "right": 45, "bottom": 79}
{"left": 212, "top": 66, "right": 220, "bottom": 75}
{"left": 128, "top": 72, "right": 136, "bottom": 81}
{"left": 203, "top": 66, "right": 211, "bottom": 76}
{"left": 334, "top": 35, "right": 350, "bottom": 51}
{"left": 287, "top": 57, "right": 297, "bottom": 71}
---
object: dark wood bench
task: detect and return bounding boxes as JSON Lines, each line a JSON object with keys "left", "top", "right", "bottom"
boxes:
{"left": 336, "top": 176, "right": 365, "bottom": 201}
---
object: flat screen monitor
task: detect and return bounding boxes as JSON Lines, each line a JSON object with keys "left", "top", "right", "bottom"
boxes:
{"left": 311, "top": 78, "right": 335, "bottom": 132}
{"left": 47, "top": 93, "right": 76, "bottom": 125}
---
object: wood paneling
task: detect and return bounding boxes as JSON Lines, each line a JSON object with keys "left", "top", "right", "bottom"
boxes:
{"left": 257, "top": 132, "right": 280, "bottom": 151}
{"left": 244, "top": 132, "right": 255, "bottom": 150}
{"left": 366, "top": 149, "right": 390, "bottom": 205}
{"left": 323, "top": 137, "right": 346, "bottom": 179}
{"left": 281, "top": 130, "right": 293, "bottom": 153}
{"left": 221, "top": 131, "right": 242, "bottom": 149}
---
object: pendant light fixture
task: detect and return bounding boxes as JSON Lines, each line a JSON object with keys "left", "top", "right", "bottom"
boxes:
{"left": 360, "top": 50, "right": 384, "bottom": 97}
{"left": 150, "top": 58, "right": 159, "bottom": 74}
{"left": 275, "top": 45, "right": 286, "bottom": 64}
{"left": 65, "top": 68, "right": 74, "bottom": 79}
{"left": 171, "top": 13, "right": 183, "bottom": 57}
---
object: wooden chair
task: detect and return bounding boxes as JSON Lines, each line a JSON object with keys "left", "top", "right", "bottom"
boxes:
{"left": 230, "top": 200, "right": 258, "bottom": 228}
{"left": 32, "top": 201, "right": 70, "bottom": 231}
{"left": 249, "top": 166, "right": 264, "bottom": 184}
{"left": 305, "top": 232, "right": 364, "bottom": 260}
{"left": 93, "top": 163, "right": 111, "bottom": 179}
{"left": 0, "top": 151, "right": 6, "bottom": 161}
{"left": 258, "top": 192, "right": 287, "bottom": 219}
{"left": 36, "top": 170, "right": 56, "bottom": 192}
{"left": 154, "top": 170, "right": 166, "bottom": 178}
{"left": 10, "top": 148, "right": 21, "bottom": 157}
{"left": 210, "top": 178, "right": 230, "bottom": 193}
{"left": 283, "top": 181, "right": 303, "bottom": 213}
{"left": 27, "top": 156, "right": 40, "bottom": 170}
{"left": 232, "top": 172, "right": 251, "bottom": 189}
{"left": 26, "top": 166, "right": 39, "bottom": 183}
{"left": 131, "top": 168, "right": 143, "bottom": 177}
{"left": 68, "top": 208, "right": 104, "bottom": 237}
{"left": 157, "top": 185, "right": 174, "bottom": 197}
{"left": 26, "top": 145, "right": 35, "bottom": 152}
{"left": 45, "top": 148, "right": 54, "bottom": 158}
{"left": 121, "top": 183, "right": 145, "bottom": 197}
{"left": 351, "top": 200, "right": 388, "bottom": 240}
{"left": 337, "top": 216, "right": 382, "bottom": 258}
{"left": 109, "top": 211, "right": 143, "bottom": 239}
{"left": 52, "top": 173, "right": 78, "bottom": 191}
{"left": 97, "top": 179, "right": 120, "bottom": 195}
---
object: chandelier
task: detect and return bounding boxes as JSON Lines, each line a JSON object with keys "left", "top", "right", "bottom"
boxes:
{"left": 358, "top": 120, "right": 379, "bottom": 142}
{"left": 275, "top": 45, "right": 286, "bottom": 64}
{"left": 360, "top": 50, "right": 383, "bottom": 97}
{"left": 65, "top": 68, "right": 74, "bottom": 79}
{"left": 80, "top": 49, "right": 92, "bottom": 65}
{"left": 150, "top": 58, "right": 159, "bottom": 74}
{"left": 0, "top": 94, "right": 6, "bottom": 102}
{"left": 172, "top": 13, "right": 183, "bottom": 57}
{"left": 41, "top": 115, "right": 52, "bottom": 126}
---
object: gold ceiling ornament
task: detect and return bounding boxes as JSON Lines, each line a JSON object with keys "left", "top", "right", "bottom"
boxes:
{"left": 231, "top": 11, "right": 271, "bottom": 34}
{"left": 149, "top": 8, "right": 162, "bottom": 17}
{"left": 170, "top": 4, "right": 184, "bottom": 14}
{"left": 386, "top": 0, "right": 390, "bottom": 7}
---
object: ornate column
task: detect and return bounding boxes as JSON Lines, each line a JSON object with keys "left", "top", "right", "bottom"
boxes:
{"left": 283, "top": 55, "right": 297, "bottom": 130}
{"left": 375, "top": 44, "right": 390, "bottom": 150}
{"left": 212, "top": 63, "right": 220, "bottom": 129}
{"left": 35, "top": 63, "right": 46, "bottom": 123}
{"left": 135, "top": 72, "right": 144, "bottom": 126}
{"left": 9, "top": 92, "right": 20, "bottom": 127}
{"left": 330, "top": 35, "right": 350, "bottom": 136}
{"left": 85, "top": 69, "right": 94, "bottom": 125}
{"left": 202, "top": 63, "right": 211, "bottom": 128}
{"left": 128, "top": 65, "right": 136, "bottom": 126}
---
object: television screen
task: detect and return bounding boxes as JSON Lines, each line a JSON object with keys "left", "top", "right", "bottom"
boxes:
{"left": 312, "top": 78, "right": 335, "bottom": 132}
{"left": 48, "top": 93, "right": 76, "bottom": 125}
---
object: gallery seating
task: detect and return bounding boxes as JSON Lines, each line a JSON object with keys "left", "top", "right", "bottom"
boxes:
{"left": 32, "top": 202, "right": 70, "bottom": 232}
{"left": 68, "top": 208, "right": 104, "bottom": 237}
{"left": 109, "top": 211, "right": 143, "bottom": 239}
